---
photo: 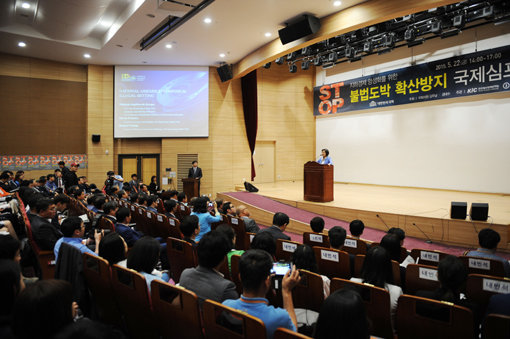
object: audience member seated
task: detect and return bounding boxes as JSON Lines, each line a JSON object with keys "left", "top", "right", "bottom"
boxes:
{"left": 45, "top": 174, "right": 57, "bottom": 194}
{"left": 416, "top": 255, "right": 480, "bottom": 326}
{"left": 191, "top": 197, "right": 222, "bottom": 242}
{"left": 91, "top": 196, "right": 106, "bottom": 214}
{"left": 180, "top": 215, "right": 200, "bottom": 246}
{"left": 78, "top": 176, "right": 90, "bottom": 194}
{"left": 0, "top": 259, "right": 24, "bottom": 339}
{"left": 0, "top": 234, "right": 21, "bottom": 263}
{"left": 164, "top": 199, "right": 178, "bottom": 219}
{"left": 349, "top": 219, "right": 369, "bottom": 247}
{"left": 310, "top": 216, "right": 325, "bottom": 234}
{"left": 117, "top": 189, "right": 128, "bottom": 201}
{"left": 74, "top": 188, "right": 88, "bottom": 209}
{"left": 313, "top": 289, "right": 370, "bottom": 339}
{"left": 52, "top": 194, "right": 70, "bottom": 227}
{"left": 292, "top": 244, "right": 330, "bottom": 298}
{"left": 86, "top": 194, "right": 97, "bottom": 211}
{"left": 465, "top": 228, "right": 510, "bottom": 277}
{"left": 351, "top": 246, "right": 402, "bottom": 319}
{"left": 251, "top": 231, "right": 277, "bottom": 260}
{"left": 223, "top": 250, "right": 301, "bottom": 339}
{"left": 380, "top": 233, "right": 410, "bottom": 287}
{"left": 222, "top": 201, "right": 236, "bottom": 216}
{"left": 216, "top": 224, "right": 245, "bottom": 272}
{"left": 53, "top": 317, "right": 126, "bottom": 339}
{"left": 12, "top": 279, "right": 76, "bottom": 339}
{"left": 236, "top": 204, "right": 260, "bottom": 233}
{"left": 54, "top": 216, "right": 102, "bottom": 260}
{"left": 486, "top": 293, "right": 510, "bottom": 317}
{"left": 31, "top": 198, "right": 63, "bottom": 251}
{"left": 127, "top": 236, "right": 173, "bottom": 292}
{"left": 328, "top": 226, "right": 346, "bottom": 250}
{"left": 259, "top": 212, "right": 291, "bottom": 241}
{"left": 146, "top": 195, "right": 159, "bottom": 213}
{"left": 177, "top": 192, "right": 188, "bottom": 206}
{"left": 215, "top": 198, "right": 224, "bottom": 212}
{"left": 98, "top": 232, "right": 128, "bottom": 266}
{"left": 179, "top": 230, "right": 238, "bottom": 305}
{"left": 115, "top": 207, "right": 142, "bottom": 247}
{"left": 102, "top": 201, "right": 119, "bottom": 224}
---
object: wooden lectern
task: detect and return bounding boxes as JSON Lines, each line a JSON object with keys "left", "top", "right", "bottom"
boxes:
{"left": 182, "top": 178, "right": 199, "bottom": 199}
{"left": 304, "top": 161, "right": 334, "bottom": 202}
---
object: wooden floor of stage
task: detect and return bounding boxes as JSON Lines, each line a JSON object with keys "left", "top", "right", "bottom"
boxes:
{"left": 251, "top": 181, "right": 510, "bottom": 225}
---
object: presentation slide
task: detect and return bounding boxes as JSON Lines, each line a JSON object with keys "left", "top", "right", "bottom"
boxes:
{"left": 114, "top": 66, "right": 209, "bottom": 138}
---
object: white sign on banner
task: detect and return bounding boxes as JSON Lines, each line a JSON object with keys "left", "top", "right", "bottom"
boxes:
{"left": 420, "top": 251, "right": 440, "bottom": 262}
{"left": 468, "top": 258, "right": 490, "bottom": 270}
{"left": 283, "top": 242, "right": 297, "bottom": 253}
{"left": 419, "top": 267, "right": 438, "bottom": 281}
{"left": 483, "top": 278, "right": 510, "bottom": 294}
{"left": 310, "top": 234, "right": 323, "bottom": 243}
{"left": 344, "top": 239, "right": 357, "bottom": 248}
{"left": 321, "top": 250, "right": 339, "bottom": 262}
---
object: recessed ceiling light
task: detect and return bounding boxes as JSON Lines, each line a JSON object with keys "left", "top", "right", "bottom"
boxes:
{"left": 18, "top": 41, "right": 26, "bottom": 47}
{"left": 21, "top": 2, "right": 30, "bottom": 9}
{"left": 219, "top": 53, "right": 226, "bottom": 58}
{"left": 83, "top": 53, "right": 91, "bottom": 59}
{"left": 204, "top": 17, "right": 212, "bottom": 24}
{"left": 165, "top": 44, "right": 172, "bottom": 49}
{"left": 333, "top": 1, "right": 342, "bottom": 6}
{"left": 265, "top": 32, "right": 271, "bottom": 37}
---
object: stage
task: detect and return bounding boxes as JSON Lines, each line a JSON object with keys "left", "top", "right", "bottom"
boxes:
{"left": 228, "top": 181, "right": 510, "bottom": 252}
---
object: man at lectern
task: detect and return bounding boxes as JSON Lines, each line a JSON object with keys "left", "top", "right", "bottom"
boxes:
{"left": 317, "top": 148, "right": 333, "bottom": 165}
{"left": 188, "top": 160, "right": 202, "bottom": 195}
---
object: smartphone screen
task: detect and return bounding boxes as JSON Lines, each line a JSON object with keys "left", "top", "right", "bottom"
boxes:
{"left": 271, "top": 262, "right": 291, "bottom": 276}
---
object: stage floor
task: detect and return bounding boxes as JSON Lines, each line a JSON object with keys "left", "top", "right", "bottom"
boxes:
{"left": 252, "top": 181, "right": 510, "bottom": 225}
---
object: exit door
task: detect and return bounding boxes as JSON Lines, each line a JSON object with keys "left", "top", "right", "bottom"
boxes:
{"left": 118, "top": 154, "right": 160, "bottom": 186}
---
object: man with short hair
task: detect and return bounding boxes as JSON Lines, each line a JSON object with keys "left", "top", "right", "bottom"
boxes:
{"left": 164, "top": 199, "right": 178, "bottom": 219}
{"left": 115, "top": 207, "right": 143, "bottom": 247}
{"left": 129, "top": 174, "right": 139, "bottom": 193}
{"left": 223, "top": 250, "right": 301, "bottom": 339}
{"left": 466, "top": 228, "right": 510, "bottom": 277}
{"left": 52, "top": 194, "right": 70, "bottom": 227}
{"left": 54, "top": 169, "right": 64, "bottom": 190}
{"left": 179, "top": 230, "right": 238, "bottom": 305}
{"left": 146, "top": 195, "right": 159, "bottom": 213}
{"left": 177, "top": 192, "right": 187, "bottom": 206}
{"left": 237, "top": 204, "right": 260, "bottom": 233}
{"left": 45, "top": 174, "right": 57, "bottom": 194}
{"left": 63, "top": 163, "right": 79, "bottom": 190}
{"left": 78, "top": 176, "right": 90, "bottom": 193}
{"left": 179, "top": 215, "right": 200, "bottom": 246}
{"left": 53, "top": 216, "right": 102, "bottom": 260}
{"left": 222, "top": 201, "right": 236, "bottom": 216}
{"left": 31, "top": 198, "right": 63, "bottom": 251}
{"left": 310, "top": 216, "right": 325, "bottom": 233}
{"left": 349, "top": 219, "right": 365, "bottom": 239}
{"left": 103, "top": 201, "right": 119, "bottom": 223}
{"left": 328, "top": 226, "right": 347, "bottom": 250}
{"left": 259, "top": 212, "right": 291, "bottom": 241}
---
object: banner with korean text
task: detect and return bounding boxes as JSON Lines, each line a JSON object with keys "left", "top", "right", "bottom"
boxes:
{"left": 314, "top": 45, "right": 510, "bottom": 116}
{"left": 1, "top": 154, "right": 88, "bottom": 172}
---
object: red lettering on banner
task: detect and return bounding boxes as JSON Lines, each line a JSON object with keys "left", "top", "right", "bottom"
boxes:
{"left": 319, "top": 85, "right": 331, "bottom": 100}
{"left": 330, "top": 82, "right": 344, "bottom": 97}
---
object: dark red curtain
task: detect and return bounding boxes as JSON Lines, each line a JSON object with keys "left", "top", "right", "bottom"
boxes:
{"left": 241, "top": 70, "right": 258, "bottom": 181}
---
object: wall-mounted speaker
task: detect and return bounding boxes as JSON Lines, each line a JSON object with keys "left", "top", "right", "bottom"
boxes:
{"left": 278, "top": 14, "right": 321, "bottom": 45}
{"left": 470, "top": 203, "right": 489, "bottom": 221}
{"left": 92, "top": 134, "right": 101, "bottom": 143}
{"left": 217, "top": 64, "right": 233, "bottom": 82}
{"left": 450, "top": 201, "right": 467, "bottom": 220}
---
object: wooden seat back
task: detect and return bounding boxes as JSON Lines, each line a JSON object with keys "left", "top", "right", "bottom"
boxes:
{"left": 202, "top": 299, "right": 267, "bottom": 339}
{"left": 303, "top": 232, "right": 330, "bottom": 248}
{"left": 82, "top": 253, "right": 121, "bottom": 325}
{"left": 166, "top": 237, "right": 197, "bottom": 283}
{"left": 353, "top": 254, "right": 402, "bottom": 286}
{"left": 111, "top": 264, "right": 159, "bottom": 339}
{"left": 155, "top": 213, "right": 182, "bottom": 239}
{"left": 396, "top": 294, "right": 474, "bottom": 339}
{"left": 483, "top": 314, "right": 510, "bottom": 339}
{"left": 410, "top": 248, "right": 448, "bottom": 267}
{"left": 151, "top": 280, "right": 204, "bottom": 339}
{"left": 313, "top": 246, "right": 350, "bottom": 279}
{"left": 466, "top": 273, "right": 510, "bottom": 315}
{"left": 292, "top": 270, "right": 325, "bottom": 312}
{"left": 330, "top": 278, "right": 393, "bottom": 339}
{"left": 459, "top": 256, "right": 506, "bottom": 278}
{"left": 229, "top": 216, "right": 248, "bottom": 250}
{"left": 274, "top": 328, "right": 312, "bottom": 339}
{"left": 230, "top": 254, "right": 243, "bottom": 295}
{"left": 341, "top": 237, "right": 368, "bottom": 256}
{"left": 275, "top": 239, "right": 301, "bottom": 261}
{"left": 405, "top": 263, "right": 440, "bottom": 295}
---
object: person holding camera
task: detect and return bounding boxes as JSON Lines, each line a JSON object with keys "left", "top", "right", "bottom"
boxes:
{"left": 53, "top": 216, "right": 102, "bottom": 261}
{"left": 190, "top": 197, "right": 221, "bottom": 242}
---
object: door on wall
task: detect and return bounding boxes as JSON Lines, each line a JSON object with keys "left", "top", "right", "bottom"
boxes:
{"left": 253, "top": 141, "right": 275, "bottom": 184}
{"left": 118, "top": 154, "right": 160, "bottom": 187}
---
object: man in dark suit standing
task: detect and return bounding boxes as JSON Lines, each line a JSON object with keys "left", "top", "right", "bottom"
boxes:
{"left": 187, "top": 160, "right": 202, "bottom": 195}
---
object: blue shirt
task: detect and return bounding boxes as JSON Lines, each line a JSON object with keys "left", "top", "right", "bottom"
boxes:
{"left": 115, "top": 223, "right": 143, "bottom": 247}
{"left": 54, "top": 237, "right": 96, "bottom": 260}
{"left": 317, "top": 156, "right": 333, "bottom": 165}
{"left": 141, "top": 271, "right": 171, "bottom": 292}
{"left": 223, "top": 295, "right": 296, "bottom": 339}
{"left": 465, "top": 248, "right": 510, "bottom": 277}
{"left": 147, "top": 206, "right": 158, "bottom": 213}
{"left": 45, "top": 181, "right": 57, "bottom": 193}
{"left": 192, "top": 211, "right": 222, "bottom": 242}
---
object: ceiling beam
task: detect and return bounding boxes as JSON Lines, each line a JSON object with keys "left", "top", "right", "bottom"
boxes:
{"left": 232, "top": 0, "right": 461, "bottom": 79}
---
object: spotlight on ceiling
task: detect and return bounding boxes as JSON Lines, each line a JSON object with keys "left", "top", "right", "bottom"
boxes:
{"left": 430, "top": 20, "right": 442, "bottom": 33}
{"left": 275, "top": 57, "right": 284, "bottom": 65}
{"left": 328, "top": 51, "right": 338, "bottom": 63}
{"left": 289, "top": 64, "right": 297, "bottom": 73}
{"left": 301, "top": 60, "right": 310, "bottom": 70}
{"left": 313, "top": 56, "right": 323, "bottom": 66}
{"left": 363, "top": 40, "right": 373, "bottom": 53}
{"left": 286, "top": 52, "right": 296, "bottom": 61}
{"left": 453, "top": 14, "right": 464, "bottom": 28}
{"left": 404, "top": 27, "right": 415, "bottom": 42}
{"left": 263, "top": 62, "right": 271, "bottom": 69}
{"left": 382, "top": 33, "right": 395, "bottom": 47}
{"left": 345, "top": 45, "right": 355, "bottom": 59}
